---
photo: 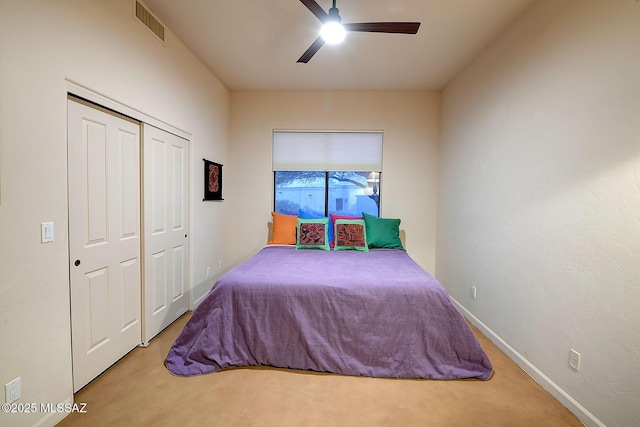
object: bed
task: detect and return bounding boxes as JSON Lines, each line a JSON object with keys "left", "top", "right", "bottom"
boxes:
{"left": 165, "top": 244, "right": 493, "bottom": 380}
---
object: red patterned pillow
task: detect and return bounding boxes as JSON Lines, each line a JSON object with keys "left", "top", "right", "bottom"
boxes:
{"left": 296, "top": 218, "right": 330, "bottom": 251}
{"left": 334, "top": 219, "right": 368, "bottom": 251}
{"left": 329, "top": 213, "right": 363, "bottom": 247}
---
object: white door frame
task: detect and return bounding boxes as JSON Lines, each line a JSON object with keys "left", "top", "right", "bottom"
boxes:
{"left": 67, "top": 80, "right": 191, "bottom": 141}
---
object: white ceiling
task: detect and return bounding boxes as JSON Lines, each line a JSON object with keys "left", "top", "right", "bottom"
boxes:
{"left": 142, "top": 0, "right": 535, "bottom": 91}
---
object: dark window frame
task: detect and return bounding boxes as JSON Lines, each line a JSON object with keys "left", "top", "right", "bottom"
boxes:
{"left": 273, "top": 171, "right": 381, "bottom": 217}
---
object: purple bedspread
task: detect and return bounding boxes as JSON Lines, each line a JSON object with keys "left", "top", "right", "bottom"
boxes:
{"left": 165, "top": 246, "right": 492, "bottom": 380}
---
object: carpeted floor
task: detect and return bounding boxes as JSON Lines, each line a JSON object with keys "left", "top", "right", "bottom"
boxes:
{"left": 56, "top": 312, "right": 583, "bottom": 427}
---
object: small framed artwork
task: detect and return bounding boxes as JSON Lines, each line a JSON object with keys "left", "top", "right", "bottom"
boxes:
{"left": 203, "top": 159, "right": 223, "bottom": 201}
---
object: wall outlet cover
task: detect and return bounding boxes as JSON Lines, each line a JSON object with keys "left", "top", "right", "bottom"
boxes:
{"left": 5, "top": 377, "right": 21, "bottom": 403}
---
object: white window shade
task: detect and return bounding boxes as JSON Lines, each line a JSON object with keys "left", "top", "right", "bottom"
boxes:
{"left": 273, "top": 132, "right": 383, "bottom": 171}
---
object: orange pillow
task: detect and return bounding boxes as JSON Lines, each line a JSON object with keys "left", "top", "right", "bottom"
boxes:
{"left": 268, "top": 212, "right": 298, "bottom": 245}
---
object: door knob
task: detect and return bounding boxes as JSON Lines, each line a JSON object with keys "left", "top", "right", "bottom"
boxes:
{"left": 74, "top": 260, "right": 81, "bottom": 266}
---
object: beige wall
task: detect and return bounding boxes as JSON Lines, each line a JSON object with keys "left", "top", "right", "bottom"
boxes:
{"left": 0, "top": 1, "right": 229, "bottom": 426}
{"left": 3, "top": 1, "right": 635, "bottom": 426}
{"left": 227, "top": 91, "right": 440, "bottom": 271}
{"left": 439, "top": 1, "right": 640, "bottom": 426}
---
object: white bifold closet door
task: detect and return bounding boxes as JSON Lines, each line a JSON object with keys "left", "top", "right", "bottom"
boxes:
{"left": 68, "top": 99, "right": 142, "bottom": 392}
{"left": 142, "top": 124, "right": 189, "bottom": 343}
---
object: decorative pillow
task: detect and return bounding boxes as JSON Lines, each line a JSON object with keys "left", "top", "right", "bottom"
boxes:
{"left": 299, "top": 209, "right": 333, "bottom": 245}
{"left": 329, "top": 213, "right": 363, "bottom": 247}
{"left": 334, "top": 219, "right": 368, "bottom": 252}
{"left": 268, "top": 212, "right": 298, "bottom": 245}
{"left": 296, "top": 218, "right": 330, "bottom": 251}
{"left": 362, "top": 212, "right": 405, "bottom": 250}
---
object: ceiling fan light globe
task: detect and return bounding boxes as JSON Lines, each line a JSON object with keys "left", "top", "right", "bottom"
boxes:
{"left": 320, "top": 22, "right": 346, "bottom": 44}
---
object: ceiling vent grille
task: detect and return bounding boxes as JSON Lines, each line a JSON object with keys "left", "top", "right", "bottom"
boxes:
{"left": 135, "top": 1, "right": 165, "bottom": 42}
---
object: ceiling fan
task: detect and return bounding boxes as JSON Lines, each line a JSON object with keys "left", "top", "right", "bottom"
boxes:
{"left": 297, "top": 0, "right": 421, "bottom": 63}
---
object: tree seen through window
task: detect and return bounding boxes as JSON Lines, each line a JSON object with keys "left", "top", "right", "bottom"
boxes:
{"left": 274, "top": 171, "right": 380, "bottom": 217}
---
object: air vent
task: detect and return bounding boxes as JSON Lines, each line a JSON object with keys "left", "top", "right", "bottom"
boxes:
{"left": 135, "top": 1, "right": 165, "bottom": 42}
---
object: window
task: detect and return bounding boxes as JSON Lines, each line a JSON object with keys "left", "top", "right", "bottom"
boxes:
{"left": 273, "top": 131, "right": 383, "bottom": 217}
{"left": 329, "top": 171, "right": 379, "bottom": 216}
{"left": 274, "top": 171, "right": 325, "bottom": 216}
{"left": 274, "top": 171, "right": 380, "bottom": 217}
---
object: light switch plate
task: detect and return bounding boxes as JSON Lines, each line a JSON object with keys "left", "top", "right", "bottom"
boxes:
{"left": 569, "top": 349, "right": 581, "bottom": 371}
{"left": 41, "top": 222, "right": 54, "bottom": 243}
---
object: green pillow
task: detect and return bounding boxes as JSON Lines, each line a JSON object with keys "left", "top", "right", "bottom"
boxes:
{"left": 334, "top": 219, "right": 368, "bottom": 252}
{"left": 296, "top": 218, "right": 330, "bottom": 251}
{"left": 362, "top": 212, "right": 405, "bottom": 250}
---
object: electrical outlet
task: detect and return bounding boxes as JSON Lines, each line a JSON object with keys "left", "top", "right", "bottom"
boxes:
{"left": 569, "top": 349, "right": 581, "bottom": 371}
{"left": 218, "top": 259, "right": 223, "bottom": 270}
{"left": 470, "top": 286, "right": 477, "bottom": 299}
{"left": 206, "top": 267, "right": 211, "bottom": 277}
{"left": 5, "top": 377, "right": 21, "bottom": 403}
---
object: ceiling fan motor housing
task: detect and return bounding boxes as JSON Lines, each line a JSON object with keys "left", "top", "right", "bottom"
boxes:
{"left": 327, "top": 7, "right": 341, "bottom": 23}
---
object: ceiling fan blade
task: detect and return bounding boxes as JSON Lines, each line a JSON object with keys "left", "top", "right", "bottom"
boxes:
{"left": 344, "top": 22, "right": 421, "bottom": 34}
{"left": 297, "top": 37, "right": 326, "bottom": 63}
{"left": 299, "top": 0, "right": 328, "bottom": 22}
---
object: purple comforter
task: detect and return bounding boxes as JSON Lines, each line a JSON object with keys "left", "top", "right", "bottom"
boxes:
{"left": 165, "top": 246, "right": 492, "bottom": 380}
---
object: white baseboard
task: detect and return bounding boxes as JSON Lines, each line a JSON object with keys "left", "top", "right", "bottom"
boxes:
{"left": 451, "top": 297, "right": 605, "bottom": 427}
{"left": 190, "top": 277, "right": 218, "bottom": 310}
{"left": 191, "top": 287, "right": 209, "bottom": 309}
{"left": 33, "top": 395, "right": 73, "bottom": 427}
